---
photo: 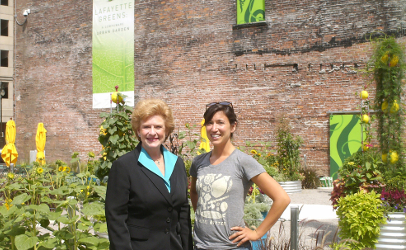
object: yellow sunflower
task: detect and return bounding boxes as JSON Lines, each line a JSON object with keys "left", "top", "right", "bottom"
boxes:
{"left": 100, "top": 126, "right": 107, "bottom": 135}
{"left": 7, "top": 172, "right": 14, "bottom": 180}
{"left": 4, "top": 198, "right": 12, "bottom": 210}
{"left": 250, "top": 150, "right": 257, "bottom": 155}
{"left": 36, "top": 167, "right": 44, "bottom": 174}
{"left": 58, "top": 166, "right": 64, "bottom": 172}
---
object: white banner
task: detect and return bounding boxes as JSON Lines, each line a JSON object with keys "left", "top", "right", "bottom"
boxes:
{"left": 92, "top": 0, "right": 134, "bottom": 109}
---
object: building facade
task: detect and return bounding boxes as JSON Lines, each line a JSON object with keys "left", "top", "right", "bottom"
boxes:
{"left": 13, "top": 0, "right": 406, "bottom": 175}
{"left": 0, "top": 0, "right": 14, "bottom": 149}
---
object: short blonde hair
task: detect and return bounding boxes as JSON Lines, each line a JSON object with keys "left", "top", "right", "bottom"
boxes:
{"left": 131, "top": 99, "right": 175, "bottom": 141}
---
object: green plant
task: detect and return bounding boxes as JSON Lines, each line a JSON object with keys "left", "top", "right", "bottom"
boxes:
{"left": 380, "top": 175, "right": 406, "bottom": 213}
{"left": 369, "top": 36, "right": 405, "bottom": 174}
{"left": 275, "top": 116, "right": 304, "bottom": 181}
{"left": 330, "top": 149, "right": 385, "bottom": 207}
{"left": 243, "top": 184, "right": 271, "bottom": 229}
{"left": 336, "top": 190, "right": 386, "bottom": 250}
{"left": 0, "top": 158, "right": 108, "bottom": 250}
{"left": 243, "top": 202, "right": 270, "bottom": 229}
{"left": 98, "top": 99, "right": 138, "bottom": 180}
{"left": 300, "top": 168, "right": 321, "bottom": 189}
{"left": 174, "top": 123, "right": 207, "bottom": 161}
{"left": 240, "top": 142, "right": 288, "bottom": 182}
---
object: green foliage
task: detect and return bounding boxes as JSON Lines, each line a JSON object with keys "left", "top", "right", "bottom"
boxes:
{"left": 0, "top": 157, "right": 108, "bottom": 250}
{"left": 369, "top": 36, "right": 405, "bottom": 174}
{"left": 300, "top": 168, "right": 321, "bottom": 189}
{"left": 98, "top": 103, "right": 138, "bottom": 179}
{"left": 330, "top": 149, "right": 385, "bottom": 207}
{"left": 243, "top": 202, "right": 270, "bottom": 229}
{"left": 275, "top": 116, "right": 304, "bottom": 181}
{"left": 239, "top": 141, "right": 290, "bottom": 182}
{"left": 336, "top": 191, "right": 386, "bottom": 250}
{"left": 380, "top": 175, "right": 406, "bottom": 213}
{"left": 173, "top": 123, "right": 207, "bottom": 162}
{"left": 385, "top": 175, "right": 406, "bottom": 191}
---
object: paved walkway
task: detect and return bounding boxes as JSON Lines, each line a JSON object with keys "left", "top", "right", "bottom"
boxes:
{"left": 281, "top": 188, "right": 338, "bottom": 221}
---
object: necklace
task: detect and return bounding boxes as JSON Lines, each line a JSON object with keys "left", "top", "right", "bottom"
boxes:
{"left": 153, "top": 155, "right": 162, "bottom": 165}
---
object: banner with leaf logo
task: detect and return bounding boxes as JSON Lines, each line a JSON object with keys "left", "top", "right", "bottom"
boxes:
{"left": 329, "top": 115, "right": 362, "bottom": 179}
{"left": 236, "top": 0, "right": 265, "bottom": 25}
{"left": 92, "top": 0, "right": 134, "bottom": 108}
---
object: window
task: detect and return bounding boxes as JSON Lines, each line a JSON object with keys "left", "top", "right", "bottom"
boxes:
{"left": 1, "top": 20, "right": 8, "bottom": 36}
{"left": 1, "top": 82, "right": 8, "bottom": 99}
{"left": 1, "top": 51, "right": 8, "bottom": 67}
{"left": 0, "top": 0, "right": 8, "bottom": 6}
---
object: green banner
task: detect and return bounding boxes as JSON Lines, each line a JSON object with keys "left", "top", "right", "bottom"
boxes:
{"left": 92, "top": 0, "right": 134, "bottom": 108}
{"left": 329, "top": 115, "right": 363, "bottom": 179}
{"left": 236, "top": 0, "right": 265, "bottom": 25}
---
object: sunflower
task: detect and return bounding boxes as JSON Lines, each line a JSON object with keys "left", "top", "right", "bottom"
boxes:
{"left": 7, "top": 172, "right": 14, "bottom": 180}
{"left": 100, "top": 126, "right": 107, "bottom": 135}
{"left": 66, "top": 167, "right": 71, "bottom": 174}
{"left": 58, "top": 166, "right": 64, "bottom": 172}
{"left": 36, "top": 167, "right": 44, "bottom": 174}
{"left": 4, "top": 198, "right": 12, "bottom": 210}
{"left": 250, "top": 150, "right": 257, "bottom": 155}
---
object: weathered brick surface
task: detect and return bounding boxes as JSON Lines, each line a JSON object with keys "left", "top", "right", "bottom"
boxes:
{"left": 14, "top": 0, "right": 406, "bottom": 175}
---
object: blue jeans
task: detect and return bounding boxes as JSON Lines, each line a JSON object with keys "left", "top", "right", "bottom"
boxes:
{"left": 195, "top": 242, "right": 252, "bottom": 250}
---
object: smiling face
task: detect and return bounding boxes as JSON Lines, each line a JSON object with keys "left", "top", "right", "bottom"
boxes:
{"left": 205, "top": 111, "right": 236, "bottom": 147}
{"left": 138, "top": 115, "right": 166, "bottom": 153}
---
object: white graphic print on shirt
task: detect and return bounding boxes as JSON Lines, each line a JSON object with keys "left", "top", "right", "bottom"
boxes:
{"left": 196, "top": 173, "right": 233, "bottom": 221}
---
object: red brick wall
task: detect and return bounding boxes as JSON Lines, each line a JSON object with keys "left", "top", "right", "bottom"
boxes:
{"left": 14, "top": 0, "right": 406, "bottom": 175}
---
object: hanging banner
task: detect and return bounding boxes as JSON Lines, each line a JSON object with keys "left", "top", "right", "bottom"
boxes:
{"left": 92, "top": 0, "right": 134, "bottom": 108}
{"left": 236, "top": 0, "right": 265, "bottom": 25}
{"left": 329, "top": 115, "right": 363, "bottom": 179}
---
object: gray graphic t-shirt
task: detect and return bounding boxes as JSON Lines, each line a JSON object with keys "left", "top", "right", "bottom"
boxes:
{"left": 189, "top": 149, "right": 265, "bottom": 249}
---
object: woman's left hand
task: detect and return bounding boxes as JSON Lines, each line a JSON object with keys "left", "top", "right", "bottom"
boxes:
{"left": 229, "top": 226, "right": 260, "bottom": 246}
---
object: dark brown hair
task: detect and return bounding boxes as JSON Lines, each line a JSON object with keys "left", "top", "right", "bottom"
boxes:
{"left": 203, "top": 103, "right": 237, "bottom": 138}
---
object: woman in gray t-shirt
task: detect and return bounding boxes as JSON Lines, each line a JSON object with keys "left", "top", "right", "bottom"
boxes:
{"left": 189, "top": 102, "right": 291, "bottom": 250}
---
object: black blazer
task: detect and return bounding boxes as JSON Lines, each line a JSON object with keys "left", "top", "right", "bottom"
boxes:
{"left": 105, "top": 143, "right": 193, "bottom": 250}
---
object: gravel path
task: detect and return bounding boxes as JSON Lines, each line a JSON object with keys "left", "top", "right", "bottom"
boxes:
{"left": 289, "top": 188, "right": 334, "bottom": 205}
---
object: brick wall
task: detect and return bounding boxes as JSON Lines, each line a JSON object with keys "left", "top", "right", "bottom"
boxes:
{"left": 14, "top": 0, "right": 406, "bottom": 175}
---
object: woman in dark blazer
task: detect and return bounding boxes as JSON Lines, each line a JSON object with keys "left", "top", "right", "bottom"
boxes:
{"left": 105, "top": 99, "right": 193, "bottom": 250}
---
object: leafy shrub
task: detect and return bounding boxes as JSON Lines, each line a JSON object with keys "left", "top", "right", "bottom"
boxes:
{"left": 98, "top": 103, "right": 138, "bottom": 179}
{"left": 330, "top": 149, "right": 385, "bottom": 207}
{"left": 275, "top": 116, "right": 304, "bottom": 181}
{"left": 336, "top": 191, "right": 386, "bottom": 250}
{"left": 300, "top": 168, "right": 320, "bottom": 189}
{"left": 243, "top": 202, "right": 270, "bottom": 229}
{"left": 380, "top": 175, "right": 406, "bottom": 213}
